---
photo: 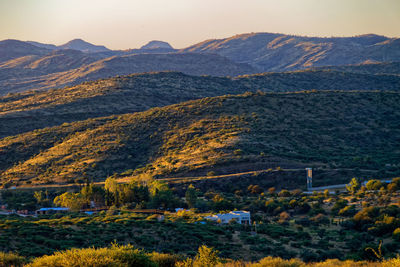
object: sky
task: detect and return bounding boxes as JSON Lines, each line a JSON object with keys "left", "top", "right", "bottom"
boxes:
{"left": 0, "top": 0, "right": 399, "bottom": 50}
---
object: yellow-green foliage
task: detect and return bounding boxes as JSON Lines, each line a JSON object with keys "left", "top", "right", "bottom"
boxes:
{"left": 178, "top": 245, "right": 221, "bottom": 267}
{"left": 0, "top": 251, "right": 25, "bottom": 267}
{"left": 5, "top": 244, "right": 400, "bottom": 267}
{"left": 217, "top": 257, "right": 400, "bottom": 267}
{"left": 147, "top": 252, "right": 181, "bottom": 267}
{"left": 27, "top": 244, "right": 156, "bottom": 267}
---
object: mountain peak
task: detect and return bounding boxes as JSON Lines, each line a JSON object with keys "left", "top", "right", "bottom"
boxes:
{"left": 140, "top": 40, "right": 173, "bottom": 50}
{"left": 59, "top": 39, "right": 110, "bottom": 53}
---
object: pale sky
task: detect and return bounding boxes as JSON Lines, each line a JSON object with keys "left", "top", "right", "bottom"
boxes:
{"left": 0, "top": 0, "right": 399, "bottom": 50}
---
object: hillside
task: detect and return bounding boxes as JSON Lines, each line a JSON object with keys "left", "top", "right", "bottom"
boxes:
{"left": 1, "top": 70, "right": 399, "bottom": 138}
{"left": 313, "top": 61, "right": 400, "bottom": 75}
{"left": 58, "top": 39, "right": 110, "bottom": 53}
{"left": 181, "top": 33, "right": 400, "bottom": 72}
{"left": 2, "top": 33, "right": 400, "bottom": 94}
{"left": 0, "top": 53, "right": 256, "bottom": 95}
{"left": 0, "top": 91, "right": 399, "bottom": 187}
{"left": 0, "top": 40, "right": 50, "bottom": 63}
{"left": 140, "top": 40, "right": 174, "bottom": 50}
{"left": 0, "top": 49, "right": 99, "bottom": 80}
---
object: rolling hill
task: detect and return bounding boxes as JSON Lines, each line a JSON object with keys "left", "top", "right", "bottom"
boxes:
{"left": 0, "top": 40, "right": 50, "bottom": 63}
{"left": 1, "top": 70, "right": 399, "bottom": 138}
{"left": 2, "top": 32, "right": 400, "bottom": 94}
{"left": 0, "top": 53, "right": 256, "bottom": 95}
{"left": 57, "top": 39, "right": 110, "bottom": 53}
{"left": 181, "top": 33, "right": 400, "bottom": 72}
{"left": 0, "top": 91, "right": 399, "bottom": 188}
{"left": 313, "top": 61, "right": 400, "bottom": 75}
{"left": 0, "top": 49, "right": 99, "bottom": 79}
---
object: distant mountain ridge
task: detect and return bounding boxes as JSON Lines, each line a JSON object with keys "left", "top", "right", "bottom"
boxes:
{"left": 0, "top": 39, "right": 50, "bottom": 62}
{"left": 1, "top": 32, "right": 400, "bottom": 95}
{"left": 26, "top": 39, "right": 111, "bottom": 53}
{"left": 0, "top": 53, "right": 257, "bottom": 95}
{"left": 58, "top": 39, "right": 110, "bottom": 53}
{"left": 181, "top": 32, "right": 400, "bottom": 71}
{"left": 140, "top": 40, "right": 173, "bottom": 50}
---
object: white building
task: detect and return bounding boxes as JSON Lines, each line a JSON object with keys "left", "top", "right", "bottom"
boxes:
{"left": 205, "top": 211, "right": 251, "bottom": 224}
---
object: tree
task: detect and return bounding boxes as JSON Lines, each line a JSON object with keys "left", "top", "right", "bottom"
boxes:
{"left": 366, "top": 180, "right": 383, "bottom": 191}
{"left": 149, "top": 180, "right": 169, "bottom": 196}
{"left": 268, "top": 187, "right": 276, "bottom": 196}
{"left": 278, "top": 189, "right": 291, "bottom": 197}
{"left": 248, "top": 184, "right": 263, "bottom": 195}
{"left": 185, "top": 184, "right": 197, "bottom": 208}
{"left": 193, "top": 245, "right": 220, "bottom": 267}
{"left": 53, "top": 192, "right": 86, "bottom": 212}
{"left": 119, "top": 182, "right": 149, "bottom": 206}
{"left": 105, "top": 177, "right": 119, "bottom": 194}
{"left": 34, "top": 190, "right": 49, "bottom": 206}
{"left": 346, "top": 177, "right": 360, "bottom": 195}
{"left": 278, "top": 211, "right": 290, "bottom": 224}
{"left": 387, "top": 178, "right": 400, "bottom": 193}
{"left": 81, "top": 184, "right": 105, "bottom": 207}
{"left": 105, "top": 177, "right": 119, "bottom": 206}
{"left": 211, "top": 194, "right": 233, "bottom": 212}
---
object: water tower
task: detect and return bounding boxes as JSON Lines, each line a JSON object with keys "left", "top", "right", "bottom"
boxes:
{"left": 306, "top": 168, "right": 312, "bottom": 190}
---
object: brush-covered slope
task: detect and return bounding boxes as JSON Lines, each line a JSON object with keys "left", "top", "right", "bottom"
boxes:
{"left": 181, "top": 32, "right": 400, "bottom": 72}
{"left": 0, "top": 40, "right": 50, "bottom": 63}
{"left": 313, "top": 61, "right": 400, "bottom": 75}
{"left": 1, "top": 70, "right": 400, "bottom": 138}
{"left": 0, "top": 49, "right": 99, "bottom": 80}
{"left": 0, "top": 91, "right": 399, "bottom": 187}
{"left": 0, "top": 53, "right": 256, "bottom": 94}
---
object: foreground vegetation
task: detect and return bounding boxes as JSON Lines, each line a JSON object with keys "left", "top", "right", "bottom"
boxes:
{"left": 1, "top": 177, "right": 400, "bottom": 262}
{"left": 1, "top": 244, "right": 400, "bottom": 267}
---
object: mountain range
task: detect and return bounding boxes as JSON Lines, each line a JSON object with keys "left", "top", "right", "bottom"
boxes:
{"left": 1, "top": 32, "right": 400, "bottom": 95}
{"left": 1, "top": 31, "right": 400, "bottom": 188}
{"left": 182, "top": 33, "right": 400, "bottom": 71}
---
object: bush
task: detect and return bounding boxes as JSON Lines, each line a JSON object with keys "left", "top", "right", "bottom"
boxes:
{"left": 207, "top": 171, "right": 216, "bottom": 176}
{"left": 28, "top": 244, "right": 156, "bottom": 267}
{"left": 0, "top": 251, "right": 26, "bottom": 267}
{"left": 148, "top": 252, "right": 180, "bottom": 267}
{"left": 365, "top": 180, "right": 383, "bottom": 191}
{"left": 251, "top": 256, "right": 303, "bottom": 267}
{"left": 393, "top": 228, "right": 400, "bottom": 241}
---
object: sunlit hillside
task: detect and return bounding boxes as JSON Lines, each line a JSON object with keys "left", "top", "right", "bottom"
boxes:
{"left": 1, "top": 70, "right": 399, "bottom": 138}
{"left": 1, "top": 91, "right": 399, "bottom": 188}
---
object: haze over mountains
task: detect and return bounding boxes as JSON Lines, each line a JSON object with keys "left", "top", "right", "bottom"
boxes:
{"left": 182, "top": 32, "right": 400, "bottom": 71}
{"left": 1, "top": 32, "right": 400, "bottom": 95}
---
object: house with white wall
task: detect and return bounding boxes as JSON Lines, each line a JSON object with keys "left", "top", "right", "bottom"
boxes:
{"left": 205, "top": 211, "right": 251, "bottom": 224}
